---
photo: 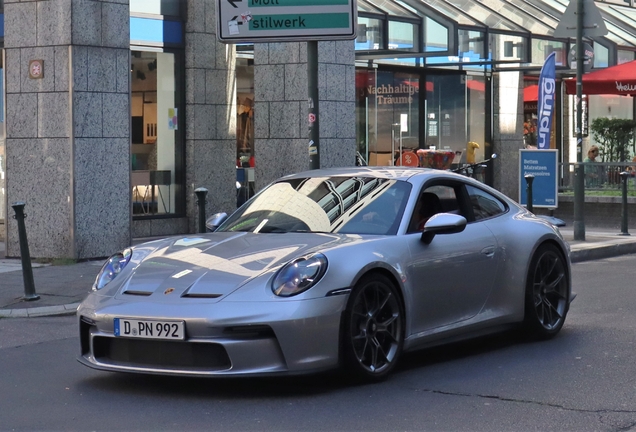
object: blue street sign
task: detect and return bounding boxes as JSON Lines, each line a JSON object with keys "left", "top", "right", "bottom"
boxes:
{"left": 519, "top": 149, "right": 558, "bottom": 209}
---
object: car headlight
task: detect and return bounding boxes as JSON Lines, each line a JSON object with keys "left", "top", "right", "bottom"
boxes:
{"left": 271, "top": 253, "right": 328, "bottom": 297}
{"left": 93, "top": 248, "right": 133, "bottom": 291}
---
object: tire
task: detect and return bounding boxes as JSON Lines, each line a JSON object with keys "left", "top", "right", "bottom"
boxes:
{"left": 523, "top": 244, "right": 570, "bottom": 340}
{"left": 342, "top": 273, "right": 404, "bottom": 381}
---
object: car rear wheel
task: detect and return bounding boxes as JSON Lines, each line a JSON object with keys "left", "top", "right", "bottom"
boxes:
{"left": 342, "top": 273, "right": 404, "bottom": 381}
{"left": 523, "top": 244, "right": 569, "bottom": 339}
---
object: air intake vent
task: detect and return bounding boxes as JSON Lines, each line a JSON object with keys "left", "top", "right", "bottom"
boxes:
{"left": 122, "top": 290, "right": 152, "bottom": 296}
{"left": 181, "top": 293, "right": 222, "bottom": 299}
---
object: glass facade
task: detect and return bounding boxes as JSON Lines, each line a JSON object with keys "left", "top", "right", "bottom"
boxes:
{"left": 131, "top": 50, "right": 184, "bottom": 217}
{"left": 356, "top": 66, "right": 486, "bottom": 168}
{"left": 129, "top": 2, "right": 185, "bottom": 220}
{"left": 236, "top": 58, "right": 255, "bottom": 167}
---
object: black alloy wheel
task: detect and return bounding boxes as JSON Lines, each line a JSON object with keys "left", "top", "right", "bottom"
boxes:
{"left": 523, "top": 244, "right": 570, "bottom": 339}
{"left": 343, "top": 273, "right": 404, "bottom": 381}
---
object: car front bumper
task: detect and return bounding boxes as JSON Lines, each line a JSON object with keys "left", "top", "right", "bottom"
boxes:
{"left": 77, "top": 294, "right": 349, "bottom": 377}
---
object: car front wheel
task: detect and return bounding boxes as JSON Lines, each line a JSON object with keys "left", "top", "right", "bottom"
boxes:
{"left": 342, "top": 273, "right": 404, "bottom": 381}
{"left": 523, "top": 244, "right": 570, "bottom": 339}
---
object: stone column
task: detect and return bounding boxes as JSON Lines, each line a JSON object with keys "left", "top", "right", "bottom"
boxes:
{"left": 253, "top": 40, "right": 356, "bottom": 190}
{"left": 4, "top": 0, "right": 131, "bottom": 259}
{"left": 184, "top": 0, "right": 237, "bottom": 231}
{"left": 492, "top": 71, "right": 525, "bottom": 199}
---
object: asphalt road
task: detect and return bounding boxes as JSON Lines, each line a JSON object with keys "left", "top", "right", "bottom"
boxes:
{"left": 1, "top": 255, "right": 636, "bottom": 431}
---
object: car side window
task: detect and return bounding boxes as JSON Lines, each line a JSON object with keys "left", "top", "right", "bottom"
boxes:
{"left": 407, "top": 185, "right": 459, "bottom": 233}
{"left": 465, "top": 185, "right": 506, "bottom": 221}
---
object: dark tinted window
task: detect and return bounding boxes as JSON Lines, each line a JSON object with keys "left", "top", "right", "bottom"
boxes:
{"left": 408, "top": 185, "right": 459, "bottom": 233}
{"left": 466, "top": 185, "right": 506, "bottom": 220}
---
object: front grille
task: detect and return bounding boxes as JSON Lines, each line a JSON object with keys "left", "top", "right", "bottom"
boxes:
{"left": 93, "top": 337, "right": 231, "bottom": 371}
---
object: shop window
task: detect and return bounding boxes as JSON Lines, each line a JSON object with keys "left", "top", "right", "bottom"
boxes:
{"left": 523, "top": 80, "right": 538, "bottom": 149}
{"left": 426, "top": 74, "right": 468, "bottom": 160}
{"left": 500, "top": 35, "right": 525, "bottom": 61}
{"left": 458, "top": 30, "right": 486, "bottom": 61}
{"left": 425, "top": 18, "right": 448, "bottom": 53}
{"left": 389, "top": 20, "right": 418, "bottom": 51}
{"left": 593, "top": 43, "right": 609, "bottom": 68}
{"left": 530, "top": 39, "right": 567, "bottom": 67}
{"left": 618, "top": 50, "right": 635, "bottom": 64}
{"left": 236, "top": 58, "right": 254, "bottom": 167}
{"left": 357, "top": 69, "right": 420, "bottom": 166}
{"left": 131, "top": 50, "right": 183, "bottom": 217}
{"left": 356, "top": 17, "right": 384, "bottom": 50}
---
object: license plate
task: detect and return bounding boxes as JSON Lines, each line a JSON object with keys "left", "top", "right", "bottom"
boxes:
{"left": 114, "top": 318, "right": 185, "bottom": 340}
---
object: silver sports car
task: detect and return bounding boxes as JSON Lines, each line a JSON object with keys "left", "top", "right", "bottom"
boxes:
{"left": 78, "top": 167, "right": 572, "bottom": 381}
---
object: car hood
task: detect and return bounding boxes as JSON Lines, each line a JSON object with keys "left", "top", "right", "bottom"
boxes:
{"left": 114, "top": 232, "right": 358, "bottom": 301}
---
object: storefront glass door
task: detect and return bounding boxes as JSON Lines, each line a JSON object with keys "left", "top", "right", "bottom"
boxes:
{"left": 356, "top": 68, "right": 420, "bottom": 166}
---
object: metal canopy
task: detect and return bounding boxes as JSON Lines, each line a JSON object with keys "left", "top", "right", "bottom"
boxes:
{"left": 356, "top": 0, "right": 636, "bottom": 63}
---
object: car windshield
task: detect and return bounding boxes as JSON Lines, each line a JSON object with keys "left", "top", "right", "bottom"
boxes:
{"left": 217, "top": 176, "right": 412, "bottom": 235}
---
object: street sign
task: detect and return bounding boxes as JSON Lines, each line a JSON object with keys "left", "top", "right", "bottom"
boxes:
{"left": 554, "top": 0, "right": 608, "bottom": 38}
{"left": 216, "top": 0, "right": 357, "bottom": 43}
{"left": 519, "top": 149, "right": 559, "bottom": 209}
{"left": 568, "top": 43, "right": 594, "bottom": 72}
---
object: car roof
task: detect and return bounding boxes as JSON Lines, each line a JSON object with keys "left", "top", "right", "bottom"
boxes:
{"left": 280, "top": 166, "right": 516, "bottom": 208}
{"left": 282, "top": 166, "right": 458, "bottom": 182}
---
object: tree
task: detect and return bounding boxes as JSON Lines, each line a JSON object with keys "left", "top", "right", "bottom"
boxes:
{"left": 589, "top": 117, "right": 636, "bottom": 162}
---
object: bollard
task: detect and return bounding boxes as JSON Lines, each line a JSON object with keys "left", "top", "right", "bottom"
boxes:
{"left": 619, "top": 171, "right": 630, "bottom": 236}
{"left": 195, "top": 187, "right": 208, "bottom": 234}
{"left": 11, "top": 202, "right": 39, "bottom": 301}
{"left": 524, "top": 174, "right": 535, "bottom": 213}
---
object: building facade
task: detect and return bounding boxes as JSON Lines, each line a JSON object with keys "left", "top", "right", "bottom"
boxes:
{"left": 0, "top": 0, "right": 635, "bottom": 259}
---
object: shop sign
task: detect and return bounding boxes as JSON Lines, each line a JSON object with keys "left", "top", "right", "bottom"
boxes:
{"left": 216, "top": 0, "right": 357, "bottom": 43}
{"left": 518, "top": 149, "right": 558, "bottom": 209}
{"left": 367, "top": 83, "right": 419, "bottom": 105}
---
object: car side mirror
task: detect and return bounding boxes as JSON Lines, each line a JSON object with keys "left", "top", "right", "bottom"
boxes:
{"left": 420, "top": 213, "right": 467, "bottom": 245}
{"left": 205, "top": 212, "right": 228, "bottom": 232}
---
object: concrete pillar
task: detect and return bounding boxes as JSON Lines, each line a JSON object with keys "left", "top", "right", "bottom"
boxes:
{"left": 184, "top": 0, "right": 237, "bottom": 230}
{"left": 253, "top": 40, "right": 356, "bottom": 190}
{"left": 4, "top": 0, "right": 130, "bottom": 259}
{"left": 492, "top": 71, "right": 525, "bottom": 199}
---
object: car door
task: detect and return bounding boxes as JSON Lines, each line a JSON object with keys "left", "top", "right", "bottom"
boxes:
{"left": 405, "top": 181, "right": 501, "bottom": 335}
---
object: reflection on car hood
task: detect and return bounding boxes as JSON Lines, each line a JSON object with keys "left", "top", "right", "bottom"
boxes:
{"left": 116, "top": 232, "right": 358, "bottom": 300}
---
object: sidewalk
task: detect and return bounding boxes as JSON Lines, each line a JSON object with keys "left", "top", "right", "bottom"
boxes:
{"left": 2, "top": 228, "right": 636, "bottom": 318}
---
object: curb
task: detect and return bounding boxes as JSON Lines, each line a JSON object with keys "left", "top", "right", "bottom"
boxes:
{"left": 570, "top": 242, "right": 636, "bottom": 263}
{"left": 0, "top": 303, "right": 79, "bottom": 319}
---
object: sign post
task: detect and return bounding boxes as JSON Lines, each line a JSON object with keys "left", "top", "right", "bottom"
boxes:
{"left": 554, "top": 0, "right": 608, "bottom": 241}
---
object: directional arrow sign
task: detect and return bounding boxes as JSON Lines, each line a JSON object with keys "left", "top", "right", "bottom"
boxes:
{"left": 216, "top": 0, "right": 357, "bottom": 43}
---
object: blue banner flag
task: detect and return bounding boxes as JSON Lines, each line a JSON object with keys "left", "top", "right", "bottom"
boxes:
{"left": 537, "top": 52, "right": 556, "bottom": 150}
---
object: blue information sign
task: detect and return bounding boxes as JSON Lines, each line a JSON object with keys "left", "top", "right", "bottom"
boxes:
{"left": 519, "top": 149, "right": 558, "bottom": 209}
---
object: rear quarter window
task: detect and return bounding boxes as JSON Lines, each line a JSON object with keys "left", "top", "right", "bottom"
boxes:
{"left": 466, "top": 185, "right": 507, "bottom": 220}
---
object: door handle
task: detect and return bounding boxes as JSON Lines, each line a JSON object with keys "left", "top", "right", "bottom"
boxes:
{"left": 481, "top": 246, "right": 495, "bottom": 258}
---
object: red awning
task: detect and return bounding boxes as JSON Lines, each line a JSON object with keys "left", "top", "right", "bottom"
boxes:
{"left": 564, "top": 60, "right": 636, "bottom": 95}
{"left": 524, "top": 85, "right": 539, "bottom": 102}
